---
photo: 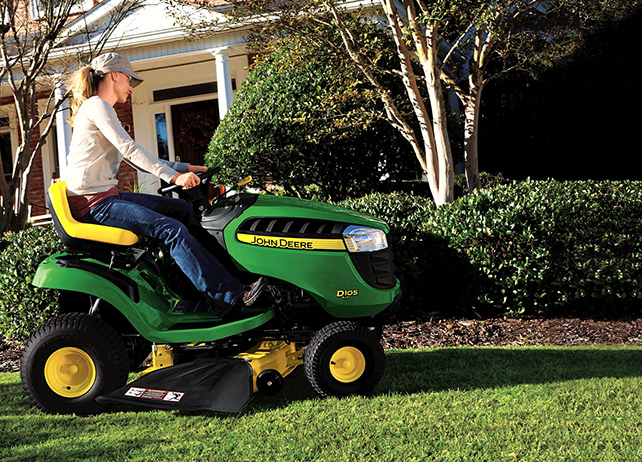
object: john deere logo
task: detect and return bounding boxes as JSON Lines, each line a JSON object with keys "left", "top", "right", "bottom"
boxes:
{"left": 237, "top": 233, "right": 345, "bottom": 251}
{"left": 337, "top": 290, "right": 359, "bottom": 299}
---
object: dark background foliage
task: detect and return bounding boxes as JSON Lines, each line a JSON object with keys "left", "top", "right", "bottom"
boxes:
{"left": 480, "top": 10, "right": 642, "bottom": 180}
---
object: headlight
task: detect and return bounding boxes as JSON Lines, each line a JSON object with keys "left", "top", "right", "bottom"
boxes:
{"left": 342, "top": 225, "right": 388, "bottom": 252}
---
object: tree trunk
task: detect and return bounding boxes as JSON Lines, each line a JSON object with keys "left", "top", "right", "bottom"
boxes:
{"left": 427, "top": 92, "right": 454, "bottom": 204}
{"left": 0, "top": 155, "right": 33, "bottom": 233}
{"left": 0, "top": 190, "right": 14, "bottom": 233}
{"left": 15, "top": 169, "right": 31, "bottom": 230}
{"left": 0, "top": 190, "right": 21, "bottom": 233}
{"left": 463, "top": 88, "right": 482, "bottom": 193}
{"left": 424, "top": 23, "right": 454, "bottom": 205}
{"left": 0, "top": 191, "right": 30, "bottom": 233}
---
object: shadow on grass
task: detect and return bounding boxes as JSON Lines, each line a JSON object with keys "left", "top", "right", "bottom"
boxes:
{"left": 4, "top": 347, "right": 642, "bottom": 419}
{"left": 252, "top": 346, "right": 642, "bottom": 409}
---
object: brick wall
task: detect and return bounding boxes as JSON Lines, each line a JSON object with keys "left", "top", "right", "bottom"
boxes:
{"left": 114, "top": 99, "right": 139, "bottom": 192}
{"left": 2, "top": 96, "right": 50, "bottom": 219}
{"left": 27, "top": 126, "right": 47, "bottom": 216}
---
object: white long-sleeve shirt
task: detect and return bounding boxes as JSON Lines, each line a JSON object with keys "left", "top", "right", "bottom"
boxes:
{"left": 66, "top": 96, "right": 187, "bottom": 196}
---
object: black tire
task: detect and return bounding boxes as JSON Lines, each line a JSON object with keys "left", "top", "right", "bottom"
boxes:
{"left": 20, "top": 313, "right": 129, "bottom": 415}
{"left": 304, "top": 321, "right": 385, "bottom": 398}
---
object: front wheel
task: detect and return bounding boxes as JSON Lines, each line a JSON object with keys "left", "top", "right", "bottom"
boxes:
{"left": 20, "top": 313, "right": 129, "bottom": 415}
{"left": 304, "top": 321, "right": 385, "bottom": 398}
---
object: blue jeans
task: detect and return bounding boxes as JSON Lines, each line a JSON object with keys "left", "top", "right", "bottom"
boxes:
{"left": 81, "top": 192, "right": 245, "bottom": 306}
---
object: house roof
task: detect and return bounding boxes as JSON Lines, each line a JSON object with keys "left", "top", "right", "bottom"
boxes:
{"left": 52, "top": 0, "right": 240, "bottom": 63}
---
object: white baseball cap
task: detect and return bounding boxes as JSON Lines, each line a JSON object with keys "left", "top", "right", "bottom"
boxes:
{"left": 90, "top": 53, "right": 143, "bottom": 87}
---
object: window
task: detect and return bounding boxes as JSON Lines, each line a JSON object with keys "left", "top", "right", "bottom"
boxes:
{"left": 1, "top": 132, "right": 13, "bottom": 182}
{"left": 155, "top": 113, "right": 170, "bottom": 191}
{"left": 155, "top": 113, "right": 169, "bottom": 161}
{"left": 49, "top": 123, "right": 60, "bottom": 180}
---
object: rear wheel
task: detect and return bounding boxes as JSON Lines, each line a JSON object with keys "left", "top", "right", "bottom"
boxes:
{"left": 304, "top": 321, "right": 385, "bottom": 397}
{"left": 21, "top": 313, "right": 129, "bottom": 415}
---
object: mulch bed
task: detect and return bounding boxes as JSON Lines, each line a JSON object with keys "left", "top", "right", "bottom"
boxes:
{"left": 3, "top": 318, "right": 642, "bottom": 373}
{"left": 1, "top": 337, "right": 24, "bottom": 374}
{"left": 381, "top": 318, "right": 642, "bottom": 349}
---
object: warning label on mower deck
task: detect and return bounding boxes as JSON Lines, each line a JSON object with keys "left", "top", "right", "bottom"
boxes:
{"left": 124, "top": 387, "right": 185, "bottom": 403}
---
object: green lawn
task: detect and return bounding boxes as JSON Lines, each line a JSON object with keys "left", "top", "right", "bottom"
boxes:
{"left": 2, "top": 346, "right": 642, "bottom": 461}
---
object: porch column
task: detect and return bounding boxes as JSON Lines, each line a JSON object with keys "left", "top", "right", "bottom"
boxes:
{"left": 54, "top": 81, "right": 73, "bottom": 180}
{"left": 210, "top": 47, "right": 234, "bottom": 120}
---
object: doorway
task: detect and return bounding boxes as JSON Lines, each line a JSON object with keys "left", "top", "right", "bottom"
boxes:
{"left": 171, "top": 100, "right": 219, "bottom": 166}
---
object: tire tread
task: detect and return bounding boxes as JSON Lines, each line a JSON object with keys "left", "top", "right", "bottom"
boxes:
{"left": 304, "top": 321, "right": 385, "bottom": 398}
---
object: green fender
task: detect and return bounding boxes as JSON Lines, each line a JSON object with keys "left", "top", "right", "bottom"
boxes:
{"left": 34, "top": 254, "right": 144, "bottom": 319}
{"left": 33, "top": 253, "right": 274, "bottom": 344}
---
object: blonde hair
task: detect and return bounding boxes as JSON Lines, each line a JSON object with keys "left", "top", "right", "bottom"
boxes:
{"left": 67, "top": 65, "right": 102, "bottom": 126}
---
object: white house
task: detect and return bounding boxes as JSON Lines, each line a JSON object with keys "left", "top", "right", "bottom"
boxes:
{"left": 1, "top": 0, "right": 254, "bottom": 219}
{"left": 1, "top": 0, "right": 380, "bottom": 221}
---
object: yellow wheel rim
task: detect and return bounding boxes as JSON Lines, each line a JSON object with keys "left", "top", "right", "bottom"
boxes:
{"left": 44, "top": 347, "right": 97, "bottom": 398}
{"left": 329, "top": 346, "right": 366, "bottom": 383}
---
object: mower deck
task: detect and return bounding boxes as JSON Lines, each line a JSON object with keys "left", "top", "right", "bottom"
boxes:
{"left": 96, "top": 358, "right": 254, "bottom": 413}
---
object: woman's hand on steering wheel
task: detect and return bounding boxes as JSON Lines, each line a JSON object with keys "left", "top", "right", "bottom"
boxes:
{"left": 171, "top": 171, "right": 201, "bottom": 190}
{"left": 159, "top": 166, "right": 220, "bottom": 195}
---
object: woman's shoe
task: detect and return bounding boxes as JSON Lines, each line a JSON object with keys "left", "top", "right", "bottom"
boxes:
{"left": 242, "top": 277, "right": 267, "bottom": 306}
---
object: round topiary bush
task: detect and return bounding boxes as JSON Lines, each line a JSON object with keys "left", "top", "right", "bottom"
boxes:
{"left": 207, "top": 33, "right": 416, "bottom": 201}
{"left": 431, "top": 179, "right": 642, "bottom": 317}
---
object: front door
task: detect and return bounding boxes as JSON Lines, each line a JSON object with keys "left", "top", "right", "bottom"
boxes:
{"left": 171, "top": 100, "right": 220, "bottom": 166}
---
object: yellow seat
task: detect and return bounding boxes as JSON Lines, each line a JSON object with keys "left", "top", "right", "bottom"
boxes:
{"left": 48, "top": 181, "right": 139, "bottom": 247}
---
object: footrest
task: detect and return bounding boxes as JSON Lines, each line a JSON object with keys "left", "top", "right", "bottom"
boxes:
{"left": 173, "top": 299, "right": 213, "bottom": 313}
{"left": 96, "top": 358, "right": 253, "bottom": 413}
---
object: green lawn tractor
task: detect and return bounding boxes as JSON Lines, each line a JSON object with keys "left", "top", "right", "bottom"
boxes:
{"left": 20, "top": 168, "right": 401, "bottom": 415}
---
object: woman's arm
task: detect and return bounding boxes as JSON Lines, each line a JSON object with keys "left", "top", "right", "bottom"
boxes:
{"left": 90, "top": 99, "right": 179, "bottom": 183}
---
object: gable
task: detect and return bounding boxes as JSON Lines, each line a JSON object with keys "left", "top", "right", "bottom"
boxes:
{"left": 56, "top": 0, "right": 232, "bottom": 52}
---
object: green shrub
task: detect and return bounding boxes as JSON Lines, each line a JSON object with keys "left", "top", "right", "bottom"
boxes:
{"left": 0, "top": 228, "right": 175, "bottom": 344}
{"left": 207, "top": 32, "right": 417, "bottom": 201}
{"left": 434, "top": 180, "right": 642, "bottom": 317}
{"left": 341, "top": 180, "right": 642, "bottom": 319}
{"left": 0, "top": 226, "right": 60, "bottom": 342}
{"left": 3, "top": 180, "right": 640, "bottom": 342}
{"left": 338, "top": 192, "right": 476, "bottom": 318}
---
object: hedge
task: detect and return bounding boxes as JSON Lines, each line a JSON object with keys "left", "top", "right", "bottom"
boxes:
{"left": 340, "top": 179, "right": 642, "bottom": 319}
{"left": 2, "top": 179, "right": 642, "bottom": 343}
{"left": 0, "top": 226, "right": 60, "bottom": 343}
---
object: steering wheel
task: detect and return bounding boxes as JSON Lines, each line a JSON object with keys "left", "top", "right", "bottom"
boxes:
{"left": 157, "top": 166, "right": 221, "bottom": 195}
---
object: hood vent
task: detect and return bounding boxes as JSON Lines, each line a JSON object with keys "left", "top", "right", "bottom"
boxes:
{"left": 239, "top": 217, "right": 347, "bottom": 238}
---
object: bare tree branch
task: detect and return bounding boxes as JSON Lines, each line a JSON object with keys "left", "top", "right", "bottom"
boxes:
{"left": 0, "top": 0, "right": 144, "bottom": 230}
